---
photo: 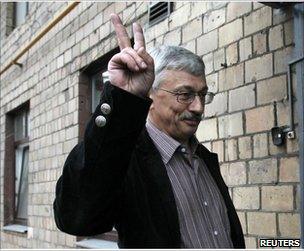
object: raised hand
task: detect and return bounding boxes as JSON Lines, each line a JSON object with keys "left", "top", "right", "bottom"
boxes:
{"left": 108, "top": 14, "right": 155, "bottom": 98}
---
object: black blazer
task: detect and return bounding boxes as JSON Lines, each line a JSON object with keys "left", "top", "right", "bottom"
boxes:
{"left": 53, "top": 83, "right": 245, "bottom": 248}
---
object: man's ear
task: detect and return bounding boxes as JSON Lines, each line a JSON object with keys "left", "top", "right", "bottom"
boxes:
{"left": 149, "top": 96, "right": 154, "bottom": 110}
{"left": 149, "top": 91, "right": 154, "bottom": 110}
{"left": 148, "top": 88, "right": 155, "bottom": 100}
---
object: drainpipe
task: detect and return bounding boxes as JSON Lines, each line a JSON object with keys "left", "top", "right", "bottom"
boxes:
{"left": 293, "top": 3, "right": 304, "bottom": 248}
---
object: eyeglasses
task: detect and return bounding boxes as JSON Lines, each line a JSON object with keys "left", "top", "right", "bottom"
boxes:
{"left": 155, "top": 88, "right": 215, "bottom": 105}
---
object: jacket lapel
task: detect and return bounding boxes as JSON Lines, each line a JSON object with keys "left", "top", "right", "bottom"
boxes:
{"left": 196, "top": 145, "right": 229, "bottom": 196}
{"left": 196, "top": 144, "right": 245, "bottom": 248}
{"left": 136, "top": 129, "right": 240, "bottom": 248}
{"left": 136, "top": 129, "right": 181, "bottom": 247}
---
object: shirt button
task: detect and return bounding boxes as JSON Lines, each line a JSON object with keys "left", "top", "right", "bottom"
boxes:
{"left": 181, "top": 147, "right": 186, "bottom": 153}
{"left": 214, "top": 230, "right": 218, "bottom": 236}
{"left": 204, "top": 201, "right": 208, "bottom": 206}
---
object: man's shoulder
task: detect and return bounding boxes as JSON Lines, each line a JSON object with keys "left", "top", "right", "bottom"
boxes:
{"left": 135, "top": 127, "right": 156, "bottom": 151}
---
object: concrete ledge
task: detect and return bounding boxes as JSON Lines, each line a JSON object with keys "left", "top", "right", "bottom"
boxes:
{"left": 2, "top": 224, "right": 28, "bottom": 234}
{"left": 76, "top": 238, "right": 118, "bottom": 249}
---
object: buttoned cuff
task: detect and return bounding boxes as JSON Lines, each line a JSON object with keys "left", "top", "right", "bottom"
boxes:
{"left": 89, "top": 81, "right": 152, "bottom": 141}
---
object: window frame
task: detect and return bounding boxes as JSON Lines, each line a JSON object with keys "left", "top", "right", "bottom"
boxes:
{"left": 77, "top": 48, "right": 120, "bottom": 246}
{"left": 78, "top": 46, "right": 120, "bottom": 139}
{"left": 5, "top": 2, "right": 29, "bottom": 36}
{"left": 4, "top": 102, "right": 30, "bottom": 227}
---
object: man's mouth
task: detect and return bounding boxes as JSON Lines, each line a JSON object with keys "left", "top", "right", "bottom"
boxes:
{"left": 183, "top": 119, "right": 200, "bottom": 126}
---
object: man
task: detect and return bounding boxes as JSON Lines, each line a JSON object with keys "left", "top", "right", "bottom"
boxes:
{"left": 54, "top": 14, "right": 245, "bottom": 248}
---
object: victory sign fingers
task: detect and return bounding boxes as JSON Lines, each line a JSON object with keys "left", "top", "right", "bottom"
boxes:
{"left": 110, "top": 13, "right": 146, "bottom": 52}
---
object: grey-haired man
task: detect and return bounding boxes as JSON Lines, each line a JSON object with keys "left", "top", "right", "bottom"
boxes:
{"left": 54, "top": 14, "right": 245, "bottom": 248}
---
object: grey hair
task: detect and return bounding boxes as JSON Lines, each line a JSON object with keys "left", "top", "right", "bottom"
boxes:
{"left": 148, "top": 45, "right": 205, "bottom": 89}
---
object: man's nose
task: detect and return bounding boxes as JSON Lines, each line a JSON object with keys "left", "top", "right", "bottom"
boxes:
{"left": 189, "top": 95, "right": 204, "bottom": 114}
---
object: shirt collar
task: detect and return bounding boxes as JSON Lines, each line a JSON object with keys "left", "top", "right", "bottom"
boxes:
{"left": 146, "top": 119, "right": 199, "bottom": 164}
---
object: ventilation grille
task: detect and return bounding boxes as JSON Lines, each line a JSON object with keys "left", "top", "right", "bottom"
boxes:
{"left": 148, "top": 2, "right": 173, "bottom": 26}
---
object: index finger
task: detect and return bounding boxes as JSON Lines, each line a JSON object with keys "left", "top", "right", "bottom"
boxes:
{"left": 110, "top": 13, "right": 131, "bottom": 50}
{"left": 133, "top": 22, "right": 146, "bottom": 51}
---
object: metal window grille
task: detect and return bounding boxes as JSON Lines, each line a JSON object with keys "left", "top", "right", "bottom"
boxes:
{"left": 148, "top": 2, "right": 173, "bottom": 26}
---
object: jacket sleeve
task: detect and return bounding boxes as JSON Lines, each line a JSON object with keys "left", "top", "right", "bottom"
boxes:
{"left": 53, "top": 82, "right": 152, "bottom": 236}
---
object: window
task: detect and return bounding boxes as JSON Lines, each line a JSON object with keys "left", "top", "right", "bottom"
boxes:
{"left": 77, "top": 48, "right": 119, "bottom": 248}
{"left": 91, "top": 71, "right": 109, "bottom": 113}
{"left": 4, "top": 104, "right": 30, "bottom": 228}
{"left": 79, "top": 69, "right": 118, "bottom": 248}
{"left": 78, "top": 46, "right": 119, "bottom": 139}
{"left": 5, "top": 2, "right": 29, "bottom": 36}
{"left": 14, "top": 110, "right": 29, "bottom": 223}
{"left": 14, "top": 2, "right": 29, "bottom": 27}
{"left": 5, "top": 2, "right": 15, "bottom": 35}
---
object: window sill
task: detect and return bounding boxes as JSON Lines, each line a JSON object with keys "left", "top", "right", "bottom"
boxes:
{"left": 76, "top": 238, "right": 118, "bottom": 249}
{"left": 3, "top": 224, "right": 28, "bottom": 234}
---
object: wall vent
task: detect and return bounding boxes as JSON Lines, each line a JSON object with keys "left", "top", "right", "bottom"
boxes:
{"left": 148, "top": 2, "right": 173, "bottom": 26}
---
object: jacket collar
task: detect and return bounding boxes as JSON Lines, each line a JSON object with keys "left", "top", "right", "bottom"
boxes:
{"left": 145, "top": 119, "right": 180, "bottom": 164}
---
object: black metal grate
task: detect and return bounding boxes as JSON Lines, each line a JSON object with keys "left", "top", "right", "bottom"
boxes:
{"left": 148, "top": 2, "right": 173, "bottom": 26}
{"left": 260, "top": 2, "right": 296, "bottom": 9}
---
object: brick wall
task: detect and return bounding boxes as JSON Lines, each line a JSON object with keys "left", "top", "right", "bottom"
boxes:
{"left": 190, "top": 3, "right": 299, "bottom": 248}
{"left": 0, "top": 2, "right": 299, "bottom": 248}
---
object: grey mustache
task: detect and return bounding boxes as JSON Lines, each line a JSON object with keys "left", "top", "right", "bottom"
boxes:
{"left": 180, "top": 113, "right": 203, "bottom": 122}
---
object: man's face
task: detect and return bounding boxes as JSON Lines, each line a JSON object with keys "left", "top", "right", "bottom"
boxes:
{"left": 149, "top": 70, "right": 207, "bottom": 144}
